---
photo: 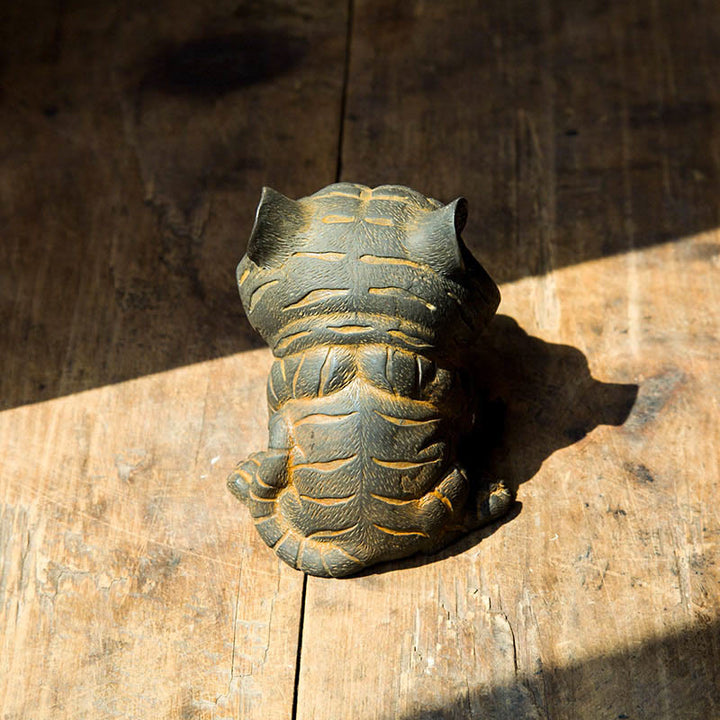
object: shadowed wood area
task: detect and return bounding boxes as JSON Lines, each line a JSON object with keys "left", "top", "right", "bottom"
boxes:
{"left": 1, "top": 1, "right": 719, "bottom": 720}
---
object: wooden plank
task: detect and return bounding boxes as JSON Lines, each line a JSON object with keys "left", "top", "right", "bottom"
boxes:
{"left": 296, "top": 1, "right": 720, "bottom": 718}
{"left": 0, "top": 0, "right": 349, "bottom": 410}
{"left": 0, "top": 1, "right": 349, "bottom": 718}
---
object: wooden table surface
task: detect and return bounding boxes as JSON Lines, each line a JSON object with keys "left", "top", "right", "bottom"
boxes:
{"left": 1, "top": 1, "right": 719, "bottom": 718}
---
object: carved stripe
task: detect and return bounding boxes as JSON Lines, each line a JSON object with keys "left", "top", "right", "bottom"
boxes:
{"left": 233, "top": 468, "right": 253, "bottom": 483}
{"left": 368, "top": 286, "right": 436, "bottom": 311}
{"left": 238, "top": 267, "right": 250, "bottom": 285}
{"left": 295, "top": 454, "right": 357, "bottom": 472}
{"left": 311, "top": 192, "right": 361, "bottom": 200}
{"left": 283, "top": 288, "right": 349, "bottom": 311}
{"left": 326, "top": 324, "right": 373, "bottom": 334}
{"left": 371, "top": 195, "right": 420, "bottom": 204}
{"left": 318, "top": 347, "right": 332, "bottom": 397}
{"left": 299, "top": 493, "right": 356, "bottom": 505}
{"left": 387, "top": 329, "right": 433, "bottom": 348}
{"left": 248, "top": 279, "right": 280, "bottom": 312}
{"left": 431, "top": 490, "right": 453, "bottom": 512}
{"left": 267, "top": 371, "right": 280, "bottom": 406}
{"left": 291, "top": 251, "right": 346, "bottom": 261}
{"left": 374, "top": 411, "right": 440, "bottom": 427}
{"left": 296, "top": 538, "right": 306, "bottom": 569}
{"left": 370, "top": 456, "right": 441, "bottom": 470}
{"left": 373, "top": 524, "right": 429, "bottom": 538}
{"left": 269, "top": 529, "right": 290, "bottom": 549}
{"left": 307, "top": 523, "right": 359, "bottom": 539}
{"left": 369, "top": 493, "right": 415, "bottom": 506}
{"left": 291, "top": 354, "right": 306, "bottom": 396}
{"left": 418, "top": 441, "right": 445, "bottom": 459}
{"left": 359, "top": 254, "right": 424, "bottom": 270}
{"left": 363, "top": 217, "right": 394, "bottom": 226}
{"left": 322, "top": 215, "right": 355, "bottom": 224}
{"left": 334, "top": 546, "right": 363, "bottom": 564}
{"left": 275, "top": 329, "right": 313, "bottom": 352}
{"left": 254, "top": 474, "right": 277, "bottom": 490}
{"left": 295, "top": 412, "right": 356, "bottom": 426}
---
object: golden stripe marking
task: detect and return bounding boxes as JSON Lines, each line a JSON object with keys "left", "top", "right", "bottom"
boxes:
{"left": 371, "top": 456, "right": 441, "bottom": 470}
{"left": 249, "top": 489, "right": 275, "bottom": 503}
{"left": 275, "top": 330, "right": 313, "bottom": 352}
{"left": 238, "top": 267, "right": 250, "bottom": 285}
{"left": 334, "top": 547, "right": 363, "bottom": 565}
{"left": 248, "top": 456, "right": 262, "bottom": 467}
{"left": 296, "top": 538, "right": 306, "bottom": 569}
{"left": 270, "top": 529, "right": 290, "bottom": 549}
{"left": 432, "top": 490, "right": 453, "bottom": 512}
{"left": 267, "top": 371, "right": 280, "bottom": 406}
{"left": 254, "top": 516, "right": 278, "bottom": 528}
{"left": 311, "top": 192, "right": 362, "bottom": 200}
{"left": 291, "top": 354, "right": 306, "bottom": 396}
{"left": 295, "top": 454, "right": 358, "bottom": 472}
{"left": 327, "top": 324, "right": 372, "bottom": 334}
{"left": 307, "top": 524, "right": 359, "bottom": 539}
{"left": 255, "top": 475, "right": 276, "bottom": 490}
{"left": 322, "top": 214, "right": 355, "bottom": 224}
{"left": 248, "top": 279, "right": 279, "bottom": 312}
{"left": 318, "top": 347, "right": 332, "bottom": 397}
{"left": 373, "top": 524, "right": 429, "bottom": 538}
{"left": 295, "top": 412, "right": 356, "bottom": 426}
{"left": 387, "top": 330, "right": 433, "bottom": 348}
{"left": 368, "top": 286, "right": 436, "bottom": 311}
{"left": 418, "top": 441, "right": 445, "bottom": 459}
{"left": 279, "top": 358, "right": 288, "bottom": 383}
{"left": 371, "top": 195, "right": 419, "bottom": 204}
{"left": 299, "top": 493, "right": 356, "bottom": 506}
{"left": 370, "top": 493, "right": 415, "bottom": 506}
{"left": 359, "top": 254, "right": 423, "bottom": 270}
{"left": 292, "top": 251, "right": 346, "bottom": 261}
{"left": 233, "top": 468, "right": 253, "bottom": 483}
{"left": 374, "top": 411, "right": 440, "bottom": 427}
{"left": 364, "top": 217, "right": 394, "bottom": 226}
{"left": 283, "top": 288, "right": 349, "bottom": 311}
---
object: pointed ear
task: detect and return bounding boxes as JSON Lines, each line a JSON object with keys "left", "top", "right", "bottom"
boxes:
{"left": 246, "top": 187, "right": 307, "bottom": 268}
{"left": 406, "top": 198, "right": 468, "bottom": 275}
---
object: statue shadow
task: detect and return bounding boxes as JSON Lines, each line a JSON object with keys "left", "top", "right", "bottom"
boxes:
{"left": 364, "top": 314, "right": 638, "bottom": 576}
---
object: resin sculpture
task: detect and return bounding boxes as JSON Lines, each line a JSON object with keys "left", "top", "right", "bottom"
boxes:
{"left": 228, "top": 183, "right": 512, "bottom": 577}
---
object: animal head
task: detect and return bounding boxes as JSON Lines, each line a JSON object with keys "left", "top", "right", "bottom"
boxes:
{"left": 237, "top": 183, "right": 500, "bottom": 360}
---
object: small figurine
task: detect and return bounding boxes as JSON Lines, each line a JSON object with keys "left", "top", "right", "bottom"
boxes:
{"left": 228, "top": 183, "right": 512, "bottom": 577}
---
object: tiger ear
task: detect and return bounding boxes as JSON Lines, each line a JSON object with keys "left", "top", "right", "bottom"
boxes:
{"left": 246, "top": 187, "right": 307, "bottom": 268}
{"left": 406, "top": 197, "right": 467, "bottom": 275}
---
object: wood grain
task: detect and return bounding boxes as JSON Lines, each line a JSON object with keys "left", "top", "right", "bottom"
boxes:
{"left": 296, "top": 1, "right": 720, "bottom": 718}
{"left": 0, "top": 0, "right": 348, "bottom": 718}
{"left": 2, "top": 0, "right": 719, "bottom": 718}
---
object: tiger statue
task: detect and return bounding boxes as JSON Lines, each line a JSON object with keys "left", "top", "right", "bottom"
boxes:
{"left": 228, "top": 183, "right": 512, "bottom": 577}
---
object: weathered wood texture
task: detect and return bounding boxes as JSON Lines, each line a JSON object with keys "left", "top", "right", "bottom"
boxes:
{"left": 0, "top": 0, "right": 347, "bottom": 718}
{"left": 297, "top": 1, "right": 720, "bottom": 719}
{"left": 1, "top": 0, "right": 719, "bottom": 719}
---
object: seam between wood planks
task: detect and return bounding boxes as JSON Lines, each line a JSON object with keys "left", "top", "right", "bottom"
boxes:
{"left": 291, "top": 2, "right": 355, "bottom": 718}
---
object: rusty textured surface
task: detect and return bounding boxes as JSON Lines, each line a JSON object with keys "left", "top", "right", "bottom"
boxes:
{"left": 228, "top": 184, "right": 511, "bottom": 576}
